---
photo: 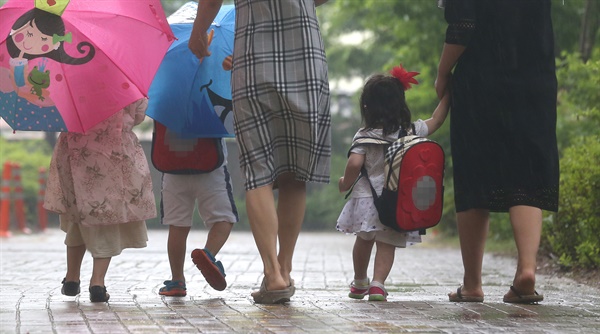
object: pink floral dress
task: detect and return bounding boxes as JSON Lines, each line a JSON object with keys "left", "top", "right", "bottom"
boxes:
{"left": 44, "top": 99, "right": 156, "bottom": 226}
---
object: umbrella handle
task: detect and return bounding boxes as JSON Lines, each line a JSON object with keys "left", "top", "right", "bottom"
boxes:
{"left": 207, "top": 29, "right": 214, "bottom": 45}
{"left": 199, "top": 30, "right": 215, "bottom": 65}
{"left": 199, "top": 29, "right": 215, "bottom": 64}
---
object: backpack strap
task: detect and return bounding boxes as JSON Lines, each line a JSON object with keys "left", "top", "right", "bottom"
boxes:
{"left": 397, "top": 123, "right": 416, "bottom": 138}
{"left": 347, "top": 136, "right": 392, "bottom": 156}
{"left": 344, "top": 126, "right": 415, "bottom": 198}
{"left": 359, "top": 165, "right": 380, "bottom": 200}
{"left": 343, "top": 164, "right": 380, "bottom": 200}
{"left": 344, "top": 136, "right": 391, "bottom": 199}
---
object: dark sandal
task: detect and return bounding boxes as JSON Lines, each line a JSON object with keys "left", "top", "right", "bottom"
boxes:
{"left": 503, "top": 285, "right": 543, "bottom": 304}
{"left": 61, "top": 278, "right": 80, "bottom": 296}
{"left": 89, "top": 285, "right": 110, "bottom": 303}
{"left": 448, "top": 286, "right": 484, "bottom": 303}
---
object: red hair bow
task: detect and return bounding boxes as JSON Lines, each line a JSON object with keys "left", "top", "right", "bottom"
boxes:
{"left": 390, "top": 65, "right": 419, "bottom": 90}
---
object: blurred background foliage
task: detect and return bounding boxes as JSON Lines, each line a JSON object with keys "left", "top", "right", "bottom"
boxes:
{"left": 0, "top": 0, "right": 598, "bottom": 269}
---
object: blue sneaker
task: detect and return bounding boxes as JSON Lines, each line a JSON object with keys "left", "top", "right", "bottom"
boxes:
{"left": 191, "top": 248, "right": 227, "bottom": 291}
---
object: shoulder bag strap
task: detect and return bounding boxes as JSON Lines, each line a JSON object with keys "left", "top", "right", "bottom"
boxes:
{"left": 344, "top": 135, "right": 392, "bottom": 199}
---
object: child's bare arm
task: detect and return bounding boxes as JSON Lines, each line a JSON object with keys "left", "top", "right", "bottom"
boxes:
{"left": 423, "top": 90, "right": 450, "bottom": 136}
{"left": 339, "top": 153, "right": 365, "bottom": 192}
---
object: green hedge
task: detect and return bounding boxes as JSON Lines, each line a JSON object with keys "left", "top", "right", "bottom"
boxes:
{"left": 545, "top": 136, "right": 600, "bottom": 268}
{"left": 542, "top": 54, "right": 600, "bottom": 269}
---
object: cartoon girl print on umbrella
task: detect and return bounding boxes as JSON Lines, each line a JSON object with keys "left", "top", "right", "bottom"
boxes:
{"left": 1, "top": 0, "right": 174, "bottom": 133}
{"left": 0, "top": 1, "right": 95, "bottom": 132}
{"left": 6, "top": 7, "right": 95, "bottom": 104}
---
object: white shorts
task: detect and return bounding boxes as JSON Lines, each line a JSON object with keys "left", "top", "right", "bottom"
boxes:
{"left": 160, "top": 166, "right": 238, "bottom": 228}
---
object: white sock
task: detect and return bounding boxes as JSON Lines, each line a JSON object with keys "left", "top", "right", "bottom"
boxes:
{"left": 353, "top": 278, "right": 370, "bottom": 287}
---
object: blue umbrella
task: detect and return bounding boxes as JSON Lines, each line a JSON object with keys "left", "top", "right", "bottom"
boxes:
{"left": 146, "top": 2, "right": 234, "bottom": 138}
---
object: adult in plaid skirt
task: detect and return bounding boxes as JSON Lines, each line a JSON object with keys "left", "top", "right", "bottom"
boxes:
{"left": 190, "top": 0, "right": 331, "bottom": 304}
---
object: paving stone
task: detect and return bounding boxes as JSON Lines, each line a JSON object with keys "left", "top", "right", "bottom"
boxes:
{"left": 1, "top": 229, "right": 599, "bottom": 333}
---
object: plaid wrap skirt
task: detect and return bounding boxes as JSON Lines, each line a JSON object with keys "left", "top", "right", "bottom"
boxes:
{"left": 232, "top": 0, "right": 331, "bottom": 190}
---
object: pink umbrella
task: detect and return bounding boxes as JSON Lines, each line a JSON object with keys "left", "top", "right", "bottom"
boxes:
{"left": 0, "top": 0, "right": 174, "bottom": 133}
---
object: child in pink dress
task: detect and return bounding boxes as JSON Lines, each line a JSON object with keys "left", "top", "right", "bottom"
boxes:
{"left": 44, "top": 98, "right": 156, "bottom": 302}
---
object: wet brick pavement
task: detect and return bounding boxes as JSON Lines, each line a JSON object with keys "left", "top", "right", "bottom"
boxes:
{"left": 1, "top": 229, "right": 599, "bottom": 333}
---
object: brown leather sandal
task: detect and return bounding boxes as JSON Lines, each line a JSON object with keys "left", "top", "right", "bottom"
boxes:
{"left": 503, "top": 286, "right": 543, "bottom": 304}
{"left": 251, "top": 278, "right": 293, "bottom": 304}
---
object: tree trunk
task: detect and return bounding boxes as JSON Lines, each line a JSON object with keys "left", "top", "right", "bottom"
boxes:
{"left": 579, "top": 0, "right": 599, "bottom": 63}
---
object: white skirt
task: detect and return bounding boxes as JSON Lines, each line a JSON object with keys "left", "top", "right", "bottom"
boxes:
{"left": 61, "top": 215, "right": 148, "bottom": 258}
{"left": 337, "top": 197, "right": 421, "bottom": 248}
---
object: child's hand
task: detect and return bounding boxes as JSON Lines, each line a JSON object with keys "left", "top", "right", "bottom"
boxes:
{"left": 424, "top": 88, "right": 451, "bottom": 136}
{"left": 338, "top": 177, "right": 345, "bottom": 193}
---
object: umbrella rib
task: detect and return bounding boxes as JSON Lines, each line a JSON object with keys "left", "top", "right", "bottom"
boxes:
{"left": 66, "top": 10, "right": 173, "bottom": 94}
{"left": 58, "top": 61, "right": 86, "bottom": 132}
{"left": 61, "top": 10, "right": 171, "bottom": 132}
{"left": 69, "top": 9, "right": 174, "bottom": 40}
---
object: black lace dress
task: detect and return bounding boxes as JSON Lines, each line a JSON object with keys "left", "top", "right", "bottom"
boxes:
{"left": 444, "top": 0, "right": 559, "bottom": 212}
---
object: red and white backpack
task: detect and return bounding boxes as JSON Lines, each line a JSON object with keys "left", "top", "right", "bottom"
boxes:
{"left": 349, "top": 127, "right": 445, "bottom": 233}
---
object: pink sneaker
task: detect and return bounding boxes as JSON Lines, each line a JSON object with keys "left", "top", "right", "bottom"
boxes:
{"left": 348, "top": 279, "right": 370, "bottom": 299}
{"left": 368, "top": 281, "right": 388, "bottom": 301}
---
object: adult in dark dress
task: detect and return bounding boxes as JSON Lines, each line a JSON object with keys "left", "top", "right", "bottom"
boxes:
{"left": 435, "top": 0, "right": 559, "bottom": 304}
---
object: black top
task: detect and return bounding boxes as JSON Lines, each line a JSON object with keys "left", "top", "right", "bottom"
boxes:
{"left": 444, "top": 0, "right": 559, "bottom": 212}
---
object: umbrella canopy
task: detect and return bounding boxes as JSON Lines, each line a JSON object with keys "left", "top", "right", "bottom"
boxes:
{"left": 0, "top": 0, "right": 174, "bottom": 133}
{"left": 146, "top": 1, "right": 235, "bottom": 138}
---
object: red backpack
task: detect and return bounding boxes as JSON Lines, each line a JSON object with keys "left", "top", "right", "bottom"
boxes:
{"left": 151, "top": 120, "right": 224, "bottom": 174}
{"left": 349, "top": 127, "right": 445, "bottom": 234}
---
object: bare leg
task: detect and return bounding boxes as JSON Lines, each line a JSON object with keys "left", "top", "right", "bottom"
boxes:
{"left": 204, "top": 221, "right": 233, "bottom": 256}
{"left": 448, "top": 208, "right": 489, "bottom": 299}
{"left": 505, "top": 205, "right": 542, "bottom": 296}
{"left": 275, "top": 173, "right": 306, "bottom": 284}
{"left": 65, "top": 244, "right": 86, "bottom": 282}
{"left": 167, "top": 225, "right": 191, "bottom": 282}
{"left": 352, "top": 236, "right": 374, "bottom": 280}
{"left": 90, "top": 257, "right": 111, "bottom": 287}
{"left": 246, "top": 183, "right": 287, "bottom": 291}
{"left": 372, "top": 241, "right": 395, "bottom": 284}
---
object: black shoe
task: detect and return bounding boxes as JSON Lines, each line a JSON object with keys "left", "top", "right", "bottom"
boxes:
{"left": 89, "top": 286, "right": 110, "bottom": 303}
{"left": 61, "top": 278, "right": 80, "bottom": 296}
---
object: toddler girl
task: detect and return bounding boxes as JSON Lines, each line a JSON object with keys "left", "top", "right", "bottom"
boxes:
{"left": 337, "top": 65, "right": 449, "bottom": 301}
